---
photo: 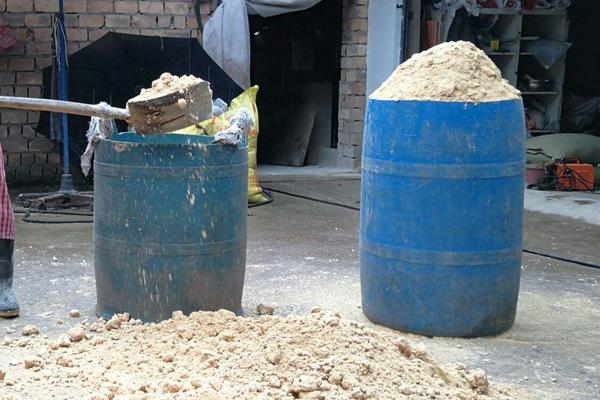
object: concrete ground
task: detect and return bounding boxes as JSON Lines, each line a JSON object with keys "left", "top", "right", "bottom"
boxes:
{"left": 2, "top": 176, "right": 599, "bottom": 400}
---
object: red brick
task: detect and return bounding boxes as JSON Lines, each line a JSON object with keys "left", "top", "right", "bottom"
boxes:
{"left": 3, "top": 14, "right": 25, "bottom": 27}
{"left": 186, "top": 16, "right": 198, "bottom": 29}
{"left": 64, "top": 0, "right": 87, "bottom": 13}
{"left": 173, "top": 16, "right": 186, "bottom": 29}
{"left": 336, "top": 154, "right": 360, "bottom": 169}
{"left": 67, "top": 42, "right": 80, "bottom": 54}
{"left": 79, "top": 15, "right": 105, "bottom": 28}
{"left": 139, "top": 29, "right": 163, "bottom": 36}
{"left": 21, "top": 152, "right": 34, "bottom": 167}
{"left": 89, "top": 29, "right": 109, "bottom": 41}
{"left": 342, "top": 29, "right": 367, "bottom": 44}
{"left": 14, "top": 87, "right": 27, "bottom": 97}
{"left": 35, "top": 57, "right": 54, "bottom": 69}
{"left": 16, "top": 72, "right": 42, "bottom": 85}
{"left": 165, "top": 2, "right": 190, "bottom": 15}
{"left": 28, "top": 111, "right": 40, "bottom": 123}
{"left": 5, "top": 44, "right": 25, "bottom": 56}
{"left": 162, "top": 30, "right": 190, "bottom": 38}
{"left": 48, "top": 152, "right": 61, "bottom": 164}
{"left": 34, "top": 0, "right": 60, "bottom": 12}
{"left": 24, "top": 14, "right": 52, "bottom": 27}
{"left": 199, "top": 2, "right": 211, "bottom": 15}
{"left": 33, "top": 28, "right": 54, "bottom": 41}
{"left": 7, "top": 154, "right": 22, "bottom": 167}
{"left": 346, "top": 44, "right": 367, "bottom": 57}
{"left": 43, "top": 165, "right": 60, "bottom": 180}
{"left": 7, "top": 0, "right": 33, "bottom": 12}
{"left": 340, "top": 57, "right": 353, "bottom": 69}
{"left": 114, "top": 1, "right": 139, "bottom": 13}
{"left": 13, "top": 27, "right": 34, "bottom": 41}
{"left": 34, "top": 152, "right": 48, "bottom": 164}
{"left": 342, "top": 95, "right": 366, "bottom": 109}
{"left": 15, "top": 167, "right": 30, "bottom": 181}
{"left": 28, "top": 86, "right": 42, "bottom": 98}
{"left": 343, "top": 5, "right": 367, "bottom": 19}
{"left": 26, "top": 41, "right": 53, "bottom": 55}
{"left": 28, "top": 137, "right": 54, "bottom": 152}
{"left": 22, "top": 126, "right": 37, "bottom": 138}
{"left": 65, "top": 14, "right": 79, "bottom": 27}
{"left": 139, "top": 1, "right": 164, "bottom": 13}
{"left": 66, "top": 28, "right": 89, "bottom": 41}
{"left": 157, "top": 16, "right": 171, "bottom": 28}
{"left": 131, "top": 15, "right": 157, "bottom": 28}
{"left": 8, "top": 126, "right": 21, "bottom": 137}
{"left": 0, "top": 72, "right": 15, "bottom": 85}
{"left": 88, "top": 1, "right": 114, "bottom": 13}
{"left": 1, "top": 137, "right": 28, "bottom": 152}
{"left": 105, "top": 15, "right": 131, "bottom": 27}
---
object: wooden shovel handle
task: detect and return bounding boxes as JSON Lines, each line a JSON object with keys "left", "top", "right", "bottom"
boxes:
{"left": 0, "top": 96, "right": 130, "bottom": 120}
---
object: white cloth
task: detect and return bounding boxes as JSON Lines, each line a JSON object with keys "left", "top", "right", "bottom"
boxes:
{"left": 202, "top": 0, "right": 323, "bottom": 89}
{"left": 203, "top": 0, "right": 251, "bottom": 89}
{"left": 212, "top": 108, "right": 253, "bottom": 146}
{"left": 80, "top": 112, "right": 116, "bottom": 177}
{"left": 246, "top": 0, "right": 322, "bottom": 17}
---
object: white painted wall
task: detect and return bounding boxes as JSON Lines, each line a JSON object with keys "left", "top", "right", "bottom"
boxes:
{"left": 366, "top": 0, "right": 404, "bottom": 95}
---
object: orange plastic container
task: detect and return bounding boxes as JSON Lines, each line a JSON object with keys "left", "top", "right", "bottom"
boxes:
{"left": 556, "top": 159, "right": 595, "bottom": 191}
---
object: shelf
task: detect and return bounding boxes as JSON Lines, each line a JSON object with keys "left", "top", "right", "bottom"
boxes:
{"left": 479, "top": 8, "right": 519, "bottom": 15}
{"left": 521, "top": 91, "right": 560, "bottom": 95}
{"left": 486, "top": 52, "right": 516, "bottom": 56}
{"left": 479, "top": 8, "right": 567, "bottom": 16}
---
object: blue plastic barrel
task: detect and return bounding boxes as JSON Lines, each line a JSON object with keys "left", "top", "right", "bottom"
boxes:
{"left": 93, "top": 133, "right": 247, "bottom": 322}
{"left": 360, "top": 100, "right": 525, "bottom": 337}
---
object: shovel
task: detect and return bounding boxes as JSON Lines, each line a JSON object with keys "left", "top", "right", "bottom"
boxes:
{"left": 0, "top": 81, "right": 212, "bottom": 134}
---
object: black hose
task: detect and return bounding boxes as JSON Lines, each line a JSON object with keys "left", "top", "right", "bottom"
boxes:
{"left": 264, "top": 187, "right": 360, "bottom": 211}
{"left": 265, "top": 186, "right": 600, "bottom": 271}
{"left": 522, "top": 248, "right": 600, "bottom": 270}
{"left": 14, "top": 208, "right": 93, "bottom": 224}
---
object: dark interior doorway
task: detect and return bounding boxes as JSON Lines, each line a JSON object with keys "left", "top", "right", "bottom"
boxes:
{"left": 562, "top": 1, "right": 600, "bottom": 134}
{"left": 37, "top": 32, "right": 242, "bottom": 182}
{"left": 249, "top": 0, "right": 343, "bottom": 166}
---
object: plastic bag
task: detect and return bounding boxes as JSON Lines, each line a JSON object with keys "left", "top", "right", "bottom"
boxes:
{"left": 176, "top": 86, "right": 270, "bottom": 204}
{"left": 521, "top": 39, "right": 571, "bottom": 69}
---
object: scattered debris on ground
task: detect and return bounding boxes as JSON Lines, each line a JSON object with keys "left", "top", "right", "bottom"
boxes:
{"left": 371, "top": 41, "right": 520, "bottom": 102}
{"left": 0, "top": 309, "right": 515, "bottom": 399}
{"left": 68, "top": 309, "right": 81, "bottom": 318}
{"left": 21, "top": 325, "right": 38, "bottom": 337}
{"left": 256, "top": 303, "right": 275, "bottom": 315}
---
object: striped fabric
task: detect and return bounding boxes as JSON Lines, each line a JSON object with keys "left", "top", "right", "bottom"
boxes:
{"left": 0, "top": 143, "right": 15, "bottom": 240}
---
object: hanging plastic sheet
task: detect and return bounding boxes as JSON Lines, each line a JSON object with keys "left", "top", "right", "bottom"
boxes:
{"left": 246, "top": 0, "right": 322, "bottom": 17}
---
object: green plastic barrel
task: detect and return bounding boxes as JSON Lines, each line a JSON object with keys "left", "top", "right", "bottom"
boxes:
{"left": 93, "top": 133, "right": 247, "bottom": 322}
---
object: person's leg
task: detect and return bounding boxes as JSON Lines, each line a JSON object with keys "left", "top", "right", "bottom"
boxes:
{"left": 0, "top": 238, "right": 18, "bottom": 318}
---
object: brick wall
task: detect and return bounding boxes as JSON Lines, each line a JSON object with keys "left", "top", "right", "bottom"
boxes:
{"left": 0, "top": 0, "right": 216, "bottom": 184}
{"left": 337, "top": 0, "right": 368, "bottom": 169}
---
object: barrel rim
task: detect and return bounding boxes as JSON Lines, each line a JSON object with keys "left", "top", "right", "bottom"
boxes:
{"left": 366, "top": 98, "right": 523, "bottom": 105}
{"left": 105, "top": 132, "right": 248, "bottom": 150}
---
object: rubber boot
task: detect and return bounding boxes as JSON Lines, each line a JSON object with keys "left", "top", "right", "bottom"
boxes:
{"left": 0, "top": 239, "right": 19, "bottom": 318}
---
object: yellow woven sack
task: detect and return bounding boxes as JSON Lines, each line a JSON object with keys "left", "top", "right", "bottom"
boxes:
{"left": 175, "top": 86, "right": 268, "bottom": 204}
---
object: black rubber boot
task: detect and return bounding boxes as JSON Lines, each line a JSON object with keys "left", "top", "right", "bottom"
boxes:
{"left": 0, "top": 239, "right": 19, "bottom": 318}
